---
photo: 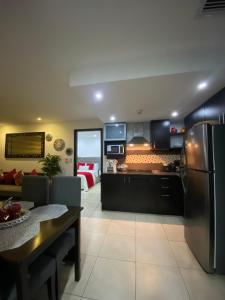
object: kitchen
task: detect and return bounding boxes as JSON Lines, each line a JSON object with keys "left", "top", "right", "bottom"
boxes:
{"left": 101, "top": 86, "right": 225, "bottom": 276}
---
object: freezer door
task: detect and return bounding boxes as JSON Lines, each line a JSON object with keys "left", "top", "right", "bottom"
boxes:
{"left": 184, "top": 169, "right": 214, "bottom": 273}
{"left": 185, "top": 124, "right": 212, "bottom": 171}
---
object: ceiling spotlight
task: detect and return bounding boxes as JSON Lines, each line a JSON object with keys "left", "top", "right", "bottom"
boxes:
{"left": 37, "top": 117, "right": 42, "bottom": 121}
{"left": 144, "top": 143, "right": 149, "bottom": 147}
{"left": 94, "top": 91, "right": 103, "bottom": 101}
{"left": 110, "top": 115, "right": 116, "bottom": 122}
{"left": 171, "top": 111, "right": 179, "bottom": 118}
{"left": 197, "top": 82, "right": 207, "bottom": 90}
{"left": 129, "top": 144, "right": 134, "bottom": 147}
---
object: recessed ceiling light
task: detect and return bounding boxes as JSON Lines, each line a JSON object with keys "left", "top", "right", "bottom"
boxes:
{"left": 129, "top": 144, "right": 134, "bottom": 147}
{"left": 37, "top": 117, "right": 42, "bottom": 121}
{"left": 94, "top": 91, "right": 103, "bottom": 101}
{"left": 144, "top": 143, "right": 149, "bottom": 147}
{"left": 171, "top": 111, "right": 179, "bottom": 118}
{"left": 110, "top": 115, "right": 116, "bottom": 122}
{"left": 197, "top": 82, "right": 207, "bottom": 90}
{"left": 93, "top": 134, "right": 97, "bottom": 138}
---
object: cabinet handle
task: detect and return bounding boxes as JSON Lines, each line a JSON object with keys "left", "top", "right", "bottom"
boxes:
{"left": 128, "top": 176, "right": 131, "bottom": 184}
{"left": 160, "top": 194, "right": 171, "bottom": 197}
{"left": 223, "top": 113, "right": 225, "bottom": 124}
{"left": 161, "top": 186, "right": 169, "bottom": 189}
{"left": 219, "top": 115, "right": 222, "bottom": 124}
{"left": 160, "top": 177, "right": 169, "bottom": 180}
{"left": 124, "top": 176, "right": 126, "bottom": 184}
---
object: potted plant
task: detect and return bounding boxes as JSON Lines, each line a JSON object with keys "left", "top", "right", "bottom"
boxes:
{"left": 39, "top": 153, "right": 61, "bottom": 178}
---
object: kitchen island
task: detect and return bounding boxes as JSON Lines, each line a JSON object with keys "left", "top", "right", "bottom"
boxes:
{"left": 101, "top": 171, "right": 183, "bottom": 215}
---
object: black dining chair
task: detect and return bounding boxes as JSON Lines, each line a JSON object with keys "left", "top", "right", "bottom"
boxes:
{"left": 47, "top": 176, "right": 81, "bottom": 300}
{"left": 0, "top": 254, "right": 57, "bottom": 300}
{"left": 22, "top": 176, "right": 49, "bottom": 207}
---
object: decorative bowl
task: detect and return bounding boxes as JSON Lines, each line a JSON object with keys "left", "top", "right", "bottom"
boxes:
{"left": 0, "top": 209, "right": 31, "bottom": 229}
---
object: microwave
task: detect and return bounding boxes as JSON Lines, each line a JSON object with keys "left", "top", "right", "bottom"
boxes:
{"left": 106, "top": 144, "right": 124, "bottom": 155}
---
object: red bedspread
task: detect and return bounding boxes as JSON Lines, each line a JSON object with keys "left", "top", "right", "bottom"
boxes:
{"left": 77, "top": 171, "right": 94, "bottom": 188}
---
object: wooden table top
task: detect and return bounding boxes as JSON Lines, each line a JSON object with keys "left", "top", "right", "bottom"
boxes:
{"left": 0, "top": 206, "right": 82, "bottom": 265}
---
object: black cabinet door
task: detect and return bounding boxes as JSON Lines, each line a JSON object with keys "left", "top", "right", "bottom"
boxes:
{"left": 185, "top": 105, "right": 205, "bottom": 130}
{"left": 128, "top": 175, "right": 154, "bottom": 212}
{"left": 204, "top": 89, "right": 225, "bottom": 123}
{"left": 151, "top": 120, "right": 170, "bottom": 150}
{"left": 101, "top": 174, "right": 127, "bottom": 210}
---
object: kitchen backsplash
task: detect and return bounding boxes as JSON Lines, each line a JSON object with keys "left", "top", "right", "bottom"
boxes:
{"left": 125, "top": 153, "right": 180, "bottom": 165}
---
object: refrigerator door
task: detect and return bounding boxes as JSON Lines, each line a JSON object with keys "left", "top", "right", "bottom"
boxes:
{"left": 186, "top": 124, "right": 212, "bottom": 171}
{"left": 184, "top": 169, "right": 214, "bottom": 273}
{"left": 212, "top": 125, "right": 225, "bottom": 274}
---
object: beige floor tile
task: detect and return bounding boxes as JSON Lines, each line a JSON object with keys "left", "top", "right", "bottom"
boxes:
{"left": 181, "top": 268, "right": 225, "bottom": 300}
{"left": 163, "top": 224, "right": 185, "bottom": 241}
{"left": 108, "top": 220, "right": 135, "bottom": 236}
{"left": 160, "top": 215, "right": 184, "bottom": 225}
{"left": 81, "top": 231, "right": 105, "bottom": 256}
{"left": 99, "top": 234, "right": 135, "bottom": 261}
{"left": 83, "top": 257, "right": 135, "bottom": 300}
{"left": 60, "top": 255, "right": 97, "bottom": 296}
{"left": 136, "top": 263, "right": 190, "bottom": 300}
{"left": 61, "top": 293, "right": 81, "bottom": 300}
{"left": 170, "top": 241, "right": 201, "bottom": 269}
{"left": 105, "top": 211, "right": 136, "bottom": 221}
{"left": 136, "top": 236, "right": 177, "bottom": 266}
{"left": 136, "top": 222, "right": 167, "bottom": 240}
{"left": 84, "top": 218, "right": 111, "bottom": 234}
{"left": 135, "top": 213, "right": 162, "bottom": 223}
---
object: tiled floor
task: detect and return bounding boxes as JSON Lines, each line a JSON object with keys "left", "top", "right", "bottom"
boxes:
{"left": 40, "top": 183, "right": 225, "bottom": 300}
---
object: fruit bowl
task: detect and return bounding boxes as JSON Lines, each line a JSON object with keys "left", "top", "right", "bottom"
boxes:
{"left": 0, "top": 200, "right": 31, "bottom": 229}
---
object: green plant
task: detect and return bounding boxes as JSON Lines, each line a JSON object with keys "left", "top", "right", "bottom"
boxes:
{"left": 39, "top": 153, "right": 61, "bottom": 178}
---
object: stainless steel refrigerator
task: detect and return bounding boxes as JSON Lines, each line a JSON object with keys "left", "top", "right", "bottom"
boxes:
{"left": 185, "top": 123, "right": 225, "bottom": 274}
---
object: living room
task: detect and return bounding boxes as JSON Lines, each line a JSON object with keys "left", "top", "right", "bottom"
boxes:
{"left": 1, "top": 1, "right": 225, "bottom": 300}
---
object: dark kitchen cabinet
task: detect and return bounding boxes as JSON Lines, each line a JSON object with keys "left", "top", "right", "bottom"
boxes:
{"left": 151, "top": 120, "right": 170, "bottom": 150}
{"left": 101, "top": 173, "right": 183, "bottom": 214}
{"left": 151, "top": 175, "right": 183, "bottom": 214}
{"left": 204, "top": 89, "right": 225, "bottom": 124}
{"left": 185, "top": 105, "right": 205, "bottom": 130}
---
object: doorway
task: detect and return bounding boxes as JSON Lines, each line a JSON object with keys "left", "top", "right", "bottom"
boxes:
{"left": 74, "top": 128, "right": 103, "bottom": 191}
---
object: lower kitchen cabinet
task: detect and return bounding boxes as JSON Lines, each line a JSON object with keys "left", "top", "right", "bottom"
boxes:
{"left": 101, "top": 173, "right": 183, "bottom": 215}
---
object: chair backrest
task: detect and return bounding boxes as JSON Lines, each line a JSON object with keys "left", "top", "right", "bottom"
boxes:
{"left": 50, "top": 176, "right": 81, "bottom": 207}
{"left": 22, "top": 176, "right": 49, "bottom": 207}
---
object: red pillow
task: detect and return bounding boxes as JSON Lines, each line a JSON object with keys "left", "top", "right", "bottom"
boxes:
{"left": 30, "top": 169, "right": 38, "bottom": 176}
{"left": 14, "top": 170, "right": 24, "bottom": 186}
{"left": 3, "top": 169, "right": 17, "bottom": 185}
{"left": 77, "top": 162, "right": 85, "bottom": 169}
{"left": 87, "top": 163, "right": 94, "bottom": 170}
{"left": 0, "top": 174, "right": 4, "bottom": 184}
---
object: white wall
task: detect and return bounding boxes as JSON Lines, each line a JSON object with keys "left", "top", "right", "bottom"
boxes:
{"left": 0, "top": 119, "right": 103, "bottom": 175}
{"left": 77, "top": 131, "right": 101, "bottom": 158}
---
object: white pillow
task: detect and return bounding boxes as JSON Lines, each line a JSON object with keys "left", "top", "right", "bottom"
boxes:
{"left": 79, "top": 165, "right": 89, "bottom": 171}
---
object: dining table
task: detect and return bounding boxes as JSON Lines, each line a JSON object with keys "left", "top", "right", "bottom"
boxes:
{"left": 0, "top": 205, "right": 82, "bottom": 300}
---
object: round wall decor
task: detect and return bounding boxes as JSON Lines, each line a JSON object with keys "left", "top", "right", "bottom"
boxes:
{"left": 65, "top": 148, "right": 73, "bottom": 156}
{"left": 45, "top": 133, "right": 53, "bottom": 142}
{"left": 54, "top": 139, "right": 65, "bottom": 151}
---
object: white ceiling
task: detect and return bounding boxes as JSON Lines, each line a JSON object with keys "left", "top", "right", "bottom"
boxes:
{"left": 0, "top": 0, "right": 225, "bottom": 124}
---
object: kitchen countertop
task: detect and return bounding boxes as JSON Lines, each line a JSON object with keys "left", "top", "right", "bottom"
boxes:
{"left": 102, "top": 171, "right": 179, "bottom": 176}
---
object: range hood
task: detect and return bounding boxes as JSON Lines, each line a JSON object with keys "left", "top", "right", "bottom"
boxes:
{"left": 128, "top": 136, "right": 149, "bottom": 145}
{"left": 127, "top": 122, "right": 150, "bottom": 145}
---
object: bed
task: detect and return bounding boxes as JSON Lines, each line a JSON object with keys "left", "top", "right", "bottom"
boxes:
{"left": 77, "top": 162, "right": 99, "bottom": 192}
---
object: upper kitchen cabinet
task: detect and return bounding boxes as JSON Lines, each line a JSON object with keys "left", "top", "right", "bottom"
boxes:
{"left": 204, "top": 88, "right": 225, "bottom": 124}
{"left": 184, "top": 104, "right": 205, "bottom": 130}
{"left": 151, "top": 120, "right": 170, "bottom": 150}
{"left": 104, "top": 123, "right": 127, "bottom": 141}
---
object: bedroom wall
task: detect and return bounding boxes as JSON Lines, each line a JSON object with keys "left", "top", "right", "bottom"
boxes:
{"left": 77, "top": 132, "right": 101, "bottom": 158}
{"left": 0, "top": 119, "right": 103, "bottom": 175}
